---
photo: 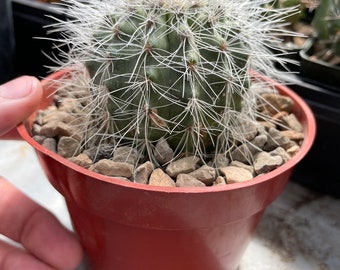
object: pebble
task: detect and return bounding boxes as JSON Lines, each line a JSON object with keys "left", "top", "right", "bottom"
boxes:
{"left": 265, "top": 127, "right": 292, "bottom": 151}
{"left": 176, "top": 174, "right": 206, "bottom": 187}
{"left": 42, "top": 137, "right": 57, "bottom": 153}
{"left": 188, "top": 165, "right": 216, "bottom": 186}
{"left": 220, "top": 166, "right": 254, "bottom": 184}
{"left": 68, "top": 153, "right": 93, "bottom": 168}
{"left": 280, "top": 130, "right": 305, "bottom": 142}
{"left": 165, "top": 156, "right": 201, "bottom": 178}
{"left": 83, "top": 144, "right": 115, "bottom": 162}
{"left": 270, "top": 147, "right": 291, "bottom": 163}
{"left": 286, "top": 144, "right": 301, "bottom": 157}
{"left": 213, "top": 176, "right": 227, "bottom": 186}
{"left": 149, "top": 168, "right": 176, "bottom": 187}
{"left": 39, "top": 121, "right": 59, "bottom": 137}
{"left": 31, "top": 82, "right": 306, "bottom": 188}
{"left": 112, "top": 146, "right": 139, "bottom": 165}
{"left": 272, "top": 111, "right": 289, "bottom": 122}
{"left": 32, "top": 124, "right": 42, "bottom": 135}
{"left": 58, "top": 97, "right": 83, "bottom": 113}
{"left": 229, "top": 160, "right": 255, "bottom": 175}
{"left": 91, "top": 159, "right": 134, "bottom": 178}
{"left": 134, "top": 161, "right": 154, "bottom": 184}
{"left": 236, "top": 121, "right": 259, "bottom": 142}
{"left": 55, "top": 122, "right": 82, "bottom": 141}
{"left": 212, "top": 154, "right": 230, "bottom": 168}
{"left": 258, "top": 120, "right": 276, "bottom": 130}
{"left": 40, "top": 121, "right": 81, "bottom": 141}
{"left": 281, "top": 113, "right": 303, "bottom": 132}
{"left": 57, "top": 136, "right": 81, "bottom": 158}
{"left": 254, "top": 151, "right": 283, "bottom": 175}
{"left": 259, "top": 93, "right": 294, "bottom": 115}
{"left": 34, "top": 110, "right": 47, "bottom": 126}
{"left": 43, "top": 110, "right": 76, "bottom": 124}
{"left": 154, "top": 138, "right": 174, "bottom": 165}
{"left": 231, "top": 134, "right": 267, "bottom": 163}
{"left": 32, "top": 135, "right": 46, "bottom": 144}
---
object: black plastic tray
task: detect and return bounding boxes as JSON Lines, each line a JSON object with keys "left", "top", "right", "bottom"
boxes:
{"left": 290, "top": 77, "right": 340, "bottom": 198}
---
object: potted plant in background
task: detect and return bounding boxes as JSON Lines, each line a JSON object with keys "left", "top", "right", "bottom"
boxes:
{"left": 299, "top": 0, "right": 340, "bottom": 89}
{"left": 17, "top": 0, "right": 316, "bottom": 269}
{"left": 289, "top": 0, "right": 340, "bottom": 197}
{"left": 265, "top": 0, "right": 315, "bottom": 72}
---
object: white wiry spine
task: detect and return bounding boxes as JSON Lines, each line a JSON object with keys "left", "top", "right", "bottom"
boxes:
{"left": 48, "top": 0, "right": 298, "bottom": 166}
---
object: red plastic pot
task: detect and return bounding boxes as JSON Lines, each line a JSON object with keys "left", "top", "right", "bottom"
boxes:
{"left": 17, "top": 71, "right": 316, "bottom": 270}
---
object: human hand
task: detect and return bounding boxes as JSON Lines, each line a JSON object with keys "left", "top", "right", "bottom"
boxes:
{"left": 0, "top": 76, "right": 83, "bottom": 269}
{"left": 0, "top": 76, "right": 42, "bottom": 139}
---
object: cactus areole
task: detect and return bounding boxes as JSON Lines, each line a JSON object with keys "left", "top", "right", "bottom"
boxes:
{"left": 54, "top": 0, "right": 295, "bottom": 166}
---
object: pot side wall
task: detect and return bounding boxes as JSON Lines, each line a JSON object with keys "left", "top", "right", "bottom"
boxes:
{"left": 17, "top": 71, "right": 316, "bottom": 270}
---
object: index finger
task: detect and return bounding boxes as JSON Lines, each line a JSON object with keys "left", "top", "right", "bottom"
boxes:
{"left": 0, "top": 177, "right": 83, "bottom": 270}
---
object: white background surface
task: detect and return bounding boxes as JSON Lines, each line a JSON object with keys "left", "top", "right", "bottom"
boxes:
{"left": 1, "top": 140, "right": 339, "bottom": 269}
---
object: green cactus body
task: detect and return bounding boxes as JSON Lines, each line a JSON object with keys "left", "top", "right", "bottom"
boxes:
{"left": 84, "top": 2, "right": 251, "bottom": 162}
{"left": 53, "top": 0, "right": 294, "bottom": 166}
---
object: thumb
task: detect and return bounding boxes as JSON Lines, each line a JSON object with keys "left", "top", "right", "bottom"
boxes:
{"left": 0, "top": 76, "right": 43, "bottom": 139}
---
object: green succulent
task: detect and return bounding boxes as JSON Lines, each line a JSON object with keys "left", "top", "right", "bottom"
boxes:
{"left": 312, "top": 0, "right": 340, "bottom": 58}
{"left": 52, "top": 0, "right": 296, "bottom": 166}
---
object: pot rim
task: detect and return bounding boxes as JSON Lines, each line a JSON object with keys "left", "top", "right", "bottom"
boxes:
{"left": 17, "top": 70, "right": 316, "bottom": 194}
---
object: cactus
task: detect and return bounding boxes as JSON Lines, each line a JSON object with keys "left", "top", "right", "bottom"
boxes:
{"left": 312, "top": 0, "right": 340, "bottom": 62}
{"left": 51, "top": 0, "right": 297, "bottom": 166}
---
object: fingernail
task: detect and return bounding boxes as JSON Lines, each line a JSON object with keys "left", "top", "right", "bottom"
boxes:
{"left": 0, "top": 76, "right": 34, "bottom": 99}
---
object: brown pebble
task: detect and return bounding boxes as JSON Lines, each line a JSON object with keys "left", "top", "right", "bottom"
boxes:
{"left": 280, "top": 130, "right": 305, "bottom": 142}
{"left": 68, "top": 153, "right": 93, "bottom": 168}
{"left": 149, "top": 168, "right": 175, "bottom": 187}
{"left": 165, "top": 156, "right": 201, "bottom": 178}
{"left": 57, "top": 136, "right": 81, "bottom": 158}
{"left": 220, "top": 166, "right": 253, "bottom": 184}
{"left": 213, "top": 176, "right": 227, "bottom": 186}
{"left": 92, "top": 159, "right": 134, "bottom": 178}
{"left": 134, "top": 161, "right": 154, "bottom": 184}
{"left": 176, "top": 174, "right": 206, "bottom": 187}
{"left": 42, "top": 138, "right": 57, "bottom": 153}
